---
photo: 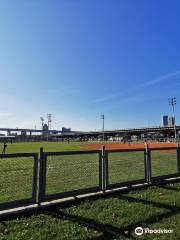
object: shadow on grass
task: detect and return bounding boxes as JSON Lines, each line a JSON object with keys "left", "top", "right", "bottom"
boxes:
{"left": 46, "top": 208, "right": 134, "bottom": 240}
{"left": 1, "top": 182, "right": 180, "bottom": 240}
{"left": 45, "top": 192, "right": 180, "bottom": 240}
{"left": 158, "top": 184, "right": 180, "bottom": 192}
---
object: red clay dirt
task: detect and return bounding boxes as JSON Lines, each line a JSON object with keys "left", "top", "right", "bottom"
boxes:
{"left": 82, "top": 142, "right": 178, "bottom": 152}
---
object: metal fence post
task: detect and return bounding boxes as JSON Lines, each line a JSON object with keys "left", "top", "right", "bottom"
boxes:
{"left": 32, "top": 153, "right": 38, "bottom": 203}
{"left": 38, "top": 147, "right": 46, "bottom": 204}
{"left": 177, "top": 143, "right": 180, "bottom": 176}
{"left": 102, "top": 145, "right": 107, "bottom": 192}
{"left": 145, "top": 143, "right": 151, "bottom": 184}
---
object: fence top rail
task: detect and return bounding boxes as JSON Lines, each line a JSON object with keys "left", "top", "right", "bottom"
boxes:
{"left": 44, "top": 149, "right": 101, "bottom": 156}
{"left": 107, "top": 148, "right": 145, "bottom": 153}
{"left": 0, "top": 152, "right": 38, "bottom": 158}
{"left": 151, "top": 173, "right": 178, "bottom": 179}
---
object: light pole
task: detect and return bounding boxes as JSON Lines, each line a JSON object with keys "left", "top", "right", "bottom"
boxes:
{"left": 101, "top": 114, "right": 105, "bottom": 141}
{"left": 40, "top": 117, "right": 44, "bottom": 130}
{"left": 47, "top": 114, "right": 52, "bottom": 130}
{"left": 169, "top": 97, "right": 177, "bottom": 140}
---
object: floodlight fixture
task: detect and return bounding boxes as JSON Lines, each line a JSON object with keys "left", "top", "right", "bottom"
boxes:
{"left": 101, "top": 114, "right": 105, "bottom": 141}
{"left": 47, "top": 114, "right": 52, "bottom": 130}
{"left": 169, "top": 97, "right": 177, "bottom": 140}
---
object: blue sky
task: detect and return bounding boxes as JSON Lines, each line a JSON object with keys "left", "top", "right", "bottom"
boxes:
{"left": 0, "top": 0, "right": 180, "bottom": 131}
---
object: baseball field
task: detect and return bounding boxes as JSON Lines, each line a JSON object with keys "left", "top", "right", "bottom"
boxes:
{"left": 0, "top": 141, "right": 178, "bottom": 203}
{"left": 0, "top": 141, "right": 179, "bottom": 239}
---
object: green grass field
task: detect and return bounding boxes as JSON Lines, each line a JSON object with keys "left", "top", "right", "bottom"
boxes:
{"left": 0, "top": 141, "right": 87, "bottom": 153}
{"left": 0, "top": 141, "right": 179, "bottom": 239}
{"left": 0, "top": 142, "right": 178, "bottom": 203}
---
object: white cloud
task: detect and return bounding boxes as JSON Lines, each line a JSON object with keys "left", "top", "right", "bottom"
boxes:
{"left": 0, "top": 112, "right": 14, "bottom": 117}
{"left": 91, "top": 69, "right": 180, "bottom": 104}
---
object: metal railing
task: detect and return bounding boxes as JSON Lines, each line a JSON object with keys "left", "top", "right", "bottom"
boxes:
{"left": 38, "top": 148, "right": 102, "bottom": 202}
{"left": 105, "top": 148, "right": 147, "bottom": 190}
{"left": 0, "top": 153, "right": 38, "bottom": 210}
{"left": 0, "top": 145, "right": 180, "bottom": 213}
{"left": 149, "top": 147, "right": 179, "bottom": 181}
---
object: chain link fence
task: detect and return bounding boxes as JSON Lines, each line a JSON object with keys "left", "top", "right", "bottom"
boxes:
{"left": 39, "top": 150, "right": 102, "bottom": 201}
{"left": 46, "top": 153, "right": 100, "bottom": 195}
{"left": 0, "top": 153, "right": 38, "bottom": 210}
{"left": 107, "top": 150, "right": 146, "bottom": 188}
{"left": 150, "top": 148, "right": 178, "bottom": 179}
{"left": 0, "top": 146, "right": 180, "bottom": 213}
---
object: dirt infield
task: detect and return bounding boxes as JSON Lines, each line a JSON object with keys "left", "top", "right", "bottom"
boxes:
{"left": 82, "top": 141, "right": 178, "bottom": 151}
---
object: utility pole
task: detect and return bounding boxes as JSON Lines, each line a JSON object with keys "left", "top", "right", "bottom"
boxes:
{"left": 101, "top": 114, "right": 105, "bottom": 141}
{"left": 169, "top": 97, "right": 177, "bottom": 140}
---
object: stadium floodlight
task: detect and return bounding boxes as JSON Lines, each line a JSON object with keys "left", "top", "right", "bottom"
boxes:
{"left": 169, "top": 97, "right": 177, "bottom": 140}
{"left": 40, "top": 117, "right": 44, "bottom": 130}
{"left": 47, "top": 114, "right": 52, "bottom": 130}
{"left": 101, "top": 114, "right": 105, "bottom": 141}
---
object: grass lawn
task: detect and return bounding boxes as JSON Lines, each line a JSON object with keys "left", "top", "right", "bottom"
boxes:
{"left": 0, "top": 142, "right": 178, "bottom": 203}
{"left": 0, "top": 182, "right": 179, "bottom": 240}
{"left": 0, "top": 141, "right": 179, "bottom": 239}
{"left": 0, "top": 141, "right": 88, "bottom": 154}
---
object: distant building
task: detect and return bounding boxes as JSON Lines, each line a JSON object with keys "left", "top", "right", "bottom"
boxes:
{"left": 21, "top": 130, "right": 27, "bottom": 136}
{"left": 43, "top": 124, "right": 48, "bottom": 131}
{"left": 161, "top": 115, "right": 169, "bottom": 126}
{"left": 168, "top": 116, "right": 175, "bottom": 127}
{"left": 62, "top": 127, "right": 71, "bottom": 133}
{"left": 42, "top": 123, "right": 49, "bottom": 135}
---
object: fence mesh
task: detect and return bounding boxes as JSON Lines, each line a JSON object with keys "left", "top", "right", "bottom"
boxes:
{"left": 46, "top": 153, "right": 100, "bottom": 195}
{"left": 0, "top": 156, "right": 34, "bottom": 203}
{"left": 151, "top": 150, "right": 177, "bottom": 177}
{"left": 108, "top": 151, "right": 145, "bottom": 185}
